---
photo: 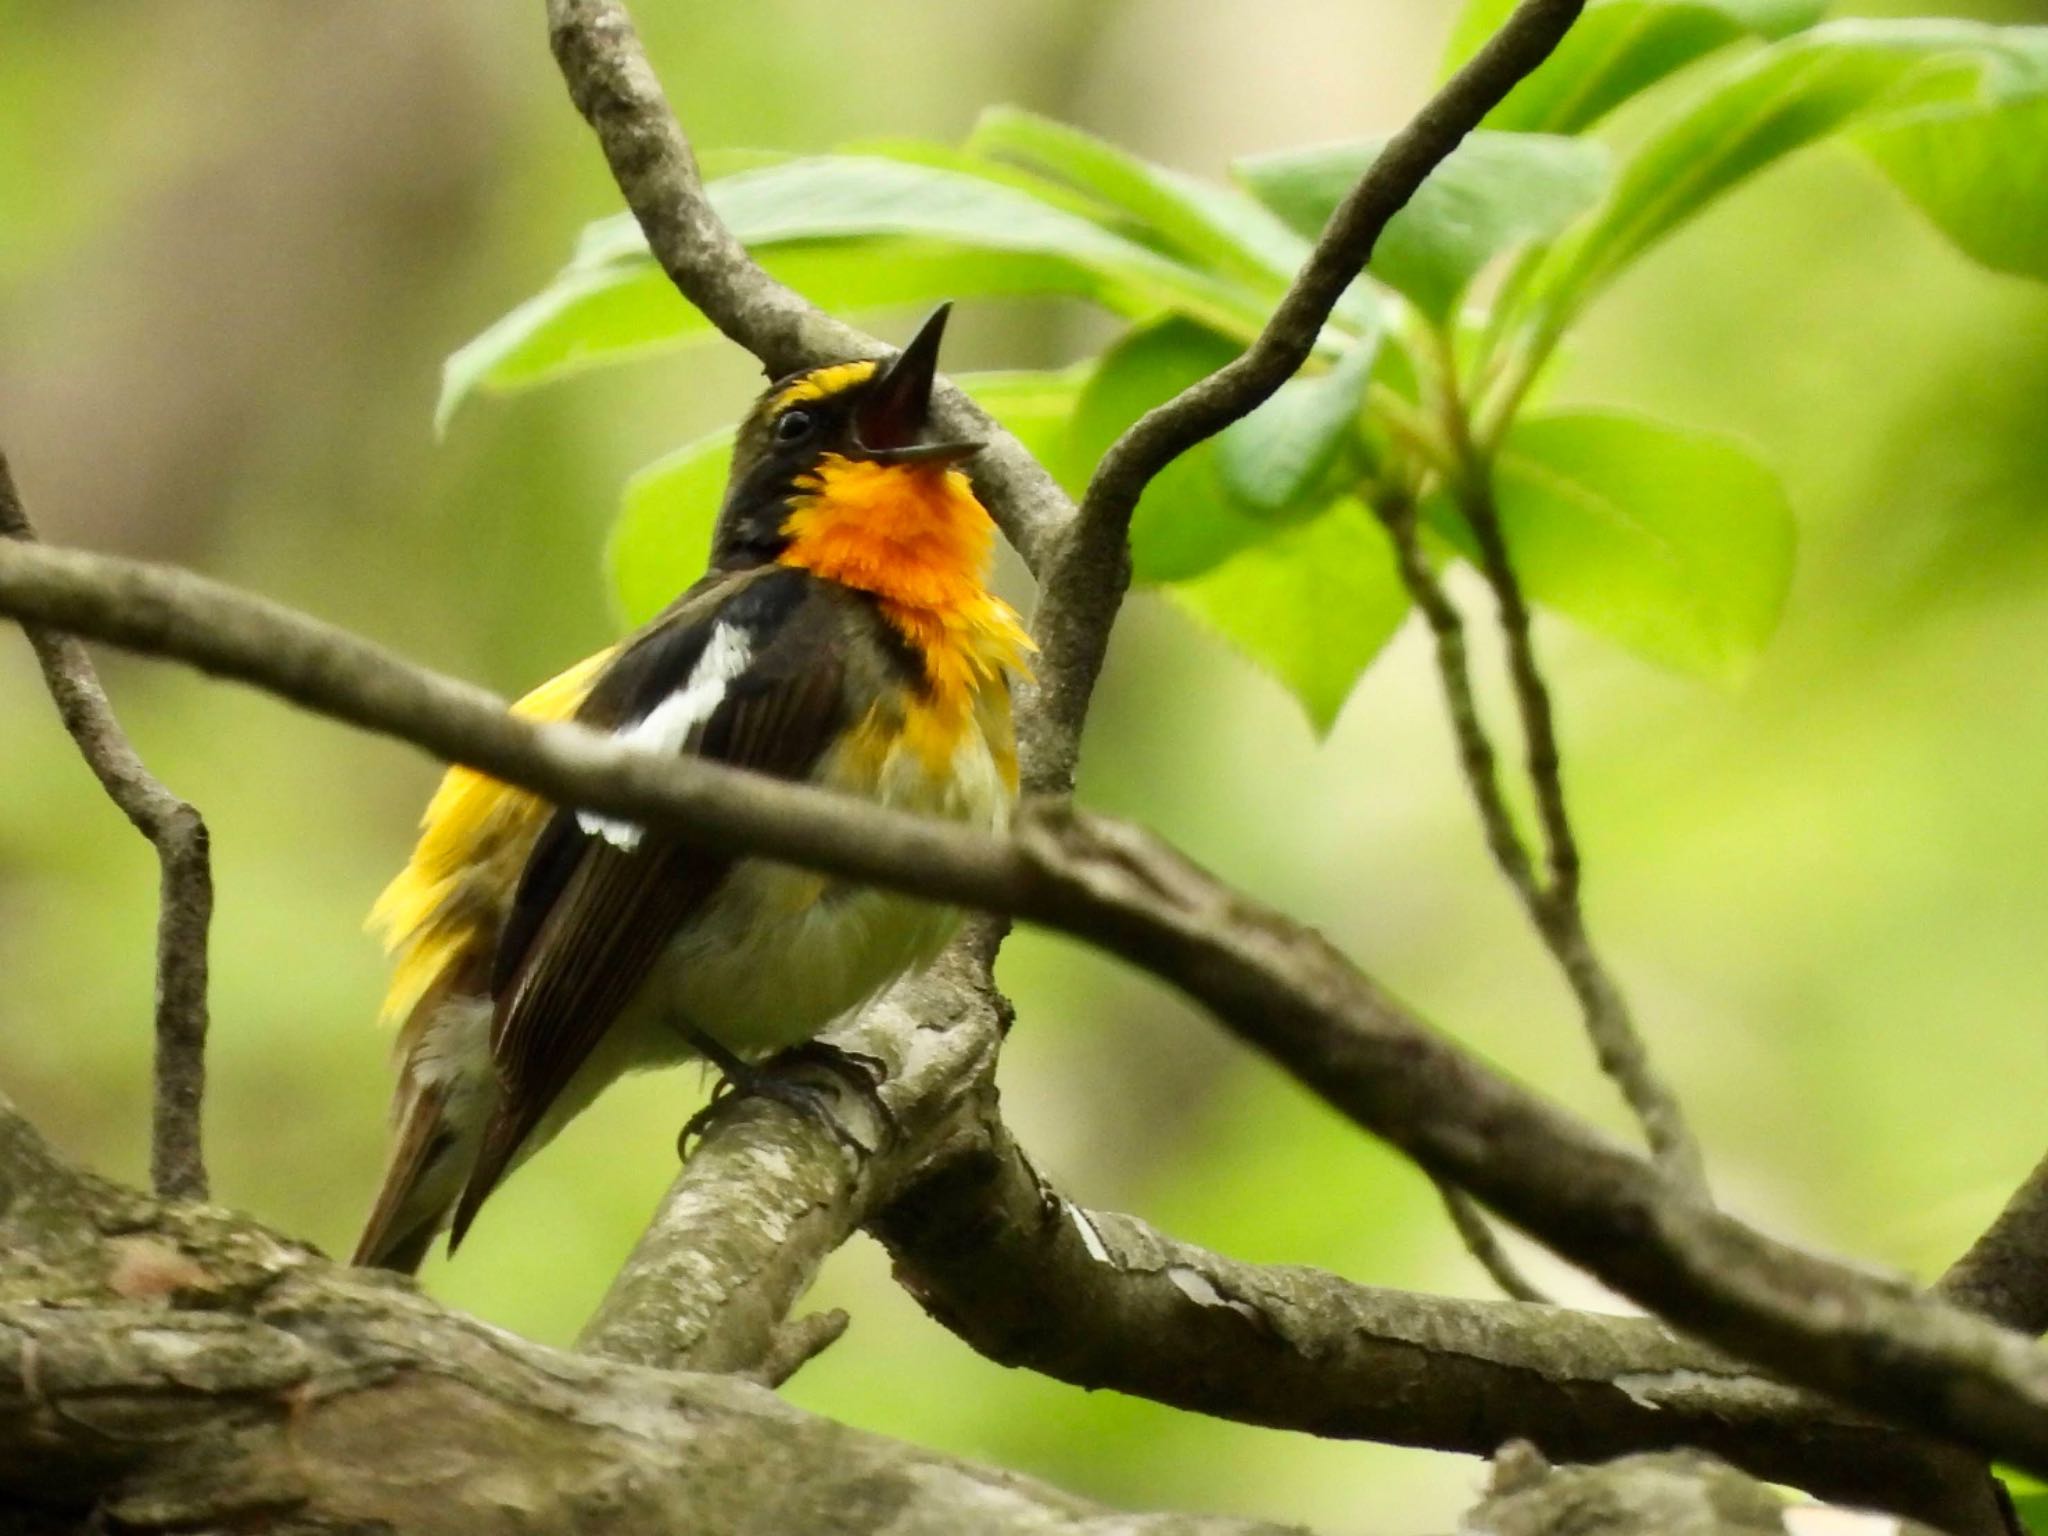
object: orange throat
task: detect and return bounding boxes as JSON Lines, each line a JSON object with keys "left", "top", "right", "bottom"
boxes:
{"left": 776, "top": 454, "right": 1033, "bottom": 704}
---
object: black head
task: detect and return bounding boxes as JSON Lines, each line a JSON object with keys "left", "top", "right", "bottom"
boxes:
{"left": 709, "top": 305, "right": 981, "bottom": 567}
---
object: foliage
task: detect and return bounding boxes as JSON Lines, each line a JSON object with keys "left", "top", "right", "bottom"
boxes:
{"left": 439, "top": 6, "right": 2048, "bottom": 732}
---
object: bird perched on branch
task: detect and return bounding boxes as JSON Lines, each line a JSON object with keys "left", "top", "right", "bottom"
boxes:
{"left": 353, "top": 307, "right": 1029, "bottom": 1272}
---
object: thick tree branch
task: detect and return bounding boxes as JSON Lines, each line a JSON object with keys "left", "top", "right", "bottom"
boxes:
{"left": 1025, "top": 0, "right": 1586, "bottom": 794}
{"left": 0, "top": 455, "right": 211, "bottom": 1203}
{"left": 868, "top": 1114, "right": 2008, "bottom": 1531}
{"left": 9, "top": 543, "right": 2048, "bottom": 1494}
{"left": 0, "top": 1102, "right": 1301, "bottom": 1536}
{"left": 6, "top": 1092, "right": 1934, "bottom": 1535}
{"left": 1942, "top": 1147, "right": 2048, "bottom": 1336}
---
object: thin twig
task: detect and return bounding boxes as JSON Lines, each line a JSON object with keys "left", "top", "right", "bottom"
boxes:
{"left": 0, "top": 454, "right": 211, "bottom": 1202}
{"left": 1376, "top": 476, "right": 1707, "bottom": 1199}
{"left": 1391, "top": 323, "right": 1709, "bottom": 1201}
{"left": 1940, "top": 1146, "right": 2048, "bottom": 1336}
{"left": 1025, "top": 0, "right": 1587, "bottom": 794}
{"left": 1455, "top": 466, "right": 1708, "bottom": 1201}
{"left": 1434, "top": 1178, "right": 1551, "bottom": 1304}
{"left": 741, "top": 1310, "right": 850, "bottom": 1389}
{"left": 1374, "top": 490, "right": 1540, "bottom": 900}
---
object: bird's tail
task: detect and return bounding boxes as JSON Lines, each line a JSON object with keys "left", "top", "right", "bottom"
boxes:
{"left": 353, "top": 996, "right": 493, "bottom": 1274}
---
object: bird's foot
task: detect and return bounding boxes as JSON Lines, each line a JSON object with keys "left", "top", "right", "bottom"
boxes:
{"left": 677, "top": 1041, "right": 897, "bottom": 1160}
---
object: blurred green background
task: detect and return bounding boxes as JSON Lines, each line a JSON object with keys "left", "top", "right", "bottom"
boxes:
{"left": 4, "top": 2, "right": 2047, "bottom": 1530}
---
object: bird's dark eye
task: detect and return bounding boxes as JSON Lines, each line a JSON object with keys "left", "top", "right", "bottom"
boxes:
{"left": 774, "top": 409, "right": 815, "bottom": 445}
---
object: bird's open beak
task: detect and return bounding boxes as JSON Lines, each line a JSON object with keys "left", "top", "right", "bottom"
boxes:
{"left": 854, "top": 303, "right": 984, "bottom": 465}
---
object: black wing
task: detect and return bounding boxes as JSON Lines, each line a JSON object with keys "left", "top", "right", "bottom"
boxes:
{"left": 448, "top": 566, "right": 856, "bottom": 1246}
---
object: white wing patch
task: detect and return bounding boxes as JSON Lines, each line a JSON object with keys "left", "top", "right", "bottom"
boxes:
{"left": 578, "top": 621, "right": 753, "bottom": 851}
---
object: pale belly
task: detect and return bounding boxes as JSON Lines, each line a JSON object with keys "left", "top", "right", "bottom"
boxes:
{"left": 598, "top": 699, "right": 1013, "bottom": 1070}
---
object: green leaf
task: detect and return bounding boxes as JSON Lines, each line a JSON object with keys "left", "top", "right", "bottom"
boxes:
{"left": 1449, "top": 411, "right": 1794, "bottom": 680}
{"left": 1236, "top": 131, "right": 1608, "bottom": 320}
{"left": 1063, "top": 318, "right": 1277, "bottom": 583}
{"left": 608, "top": 427, "right": 734, "bottom": 627}
{"left": 1168, "top": 499, "right": 1410, "bottom": 734}
{"left": 606, "top": 366, "right": 1095, "bottom": 625}
{"left": 442, "top": 155, "right": 1275, "bottom": 428}
{"left": 1216, "top": 333, "right": 1380, "bottom": 519}
{"left": 1441, "top": 0, "right": 1828, "bottom": 134}
{"left": 966, "top": 106, "right": 1308, "bottom": 292}
{"left": 1532, "top": 21, "right": 2021, "bottom": 322}
{"left": 1856, "top": 34, "right": 2048, "bottom": 283}
{"left": 440, "top": 242, "right": 1113, "bottom": 434}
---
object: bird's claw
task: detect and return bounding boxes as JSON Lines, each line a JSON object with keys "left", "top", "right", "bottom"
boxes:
{"left": 677, "top": 1041, "right": 897, "bottom": 1160}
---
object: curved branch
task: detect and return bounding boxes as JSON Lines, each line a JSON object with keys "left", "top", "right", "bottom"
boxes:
{"left": 1372, "top": 484, "right": 1706, "bottom": 1196}
{"left": 870, "top": 1117, "right": 2004, "bottom": 1532}
{"left": 0, "top": 455, "right": 211, "bottom": 1203}
{"left": 8, "top": 541, "right": 2048, "bottom": 1487}
{"left": 542, "top": 0, "right": 1075, "bottom": 577}
{"left": 1025, "top": 0, "right": 1587, "bottom": 793}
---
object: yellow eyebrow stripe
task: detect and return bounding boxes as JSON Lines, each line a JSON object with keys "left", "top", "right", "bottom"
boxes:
{"left": 770, "top": 359, "right": 877, "bottom": 412}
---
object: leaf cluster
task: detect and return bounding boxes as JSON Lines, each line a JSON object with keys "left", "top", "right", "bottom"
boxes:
{"left": 442, "top": 3, "right": 2048, "bottom": 729}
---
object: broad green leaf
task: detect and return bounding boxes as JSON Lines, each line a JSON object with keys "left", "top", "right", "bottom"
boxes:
{"left": 834, "top": 135, "right": 1135, "bottom": 227}
{"left": 1216, "top": 333, "right": 1380, "bottom": 518}
{"left": 443, "top": 155, "right": 1273, "bottom": 427}
{"left": 440, "top": 243, "right": 1103, "bottom": 433}
{"left": 1168, "top": 499, "right": 1410, "bottom": 734}
{"left": 1532, "top": 22, "right": 2022, "bottom": 322}
{"left": 1441, "top": 0, "right": 1827, "bottom": 133}
{"left": 1444, "top": 411, "right": 1794, "bottom": 680}
{"left": 1237, "top": 132, "right": 1608, "bottom": 320}
{"left": 967, "top": 106, "right": 1305, "bottom": 292}
{"left": 607, "top": 367, "right": 1094, "bottom": 624}
{"left": 1856, "top": 34, "right": 2048, "bottom": 283}
{"left": 608, "top": 427, "right": 734, "bottom": 626}
{"left": 1063, "top": 318, "right": 1274, "bottom": 583}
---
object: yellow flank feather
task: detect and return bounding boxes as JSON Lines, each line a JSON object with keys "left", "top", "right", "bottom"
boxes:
{"left": 368, "top": 649, "right": 615, "bottom": 1030}
{"left": 769, "top": 360, "right": 878, "bottom": 413}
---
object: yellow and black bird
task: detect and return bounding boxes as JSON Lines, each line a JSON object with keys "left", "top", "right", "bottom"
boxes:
{"left": 353, "top": 307, "right": 1029, "bottom": 1272}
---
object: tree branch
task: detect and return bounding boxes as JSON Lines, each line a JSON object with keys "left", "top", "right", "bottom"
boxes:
{"left": 1434, "top": 1177, "right": 1552, "bottom": 1303}
{"left": 575, "top": 951, "right": 1006, "bottom": 1372}
{"left": 1373, "top": 479, "right": 1706, "bottom": 1198}
{"left": 9, "top": 541, "right": 2048, "bottom": 1493}
{"left": 1024, "top": 0, "right": 1586, "bottom": 794}
{"left": 540, "top": 0, "right": 1075, "bottom": 579}
{"left": 1452, "top": 472, "right": 1708, "bottom": 1198}
{"left": 868, "top": 1112, "right": 2009, "bottom": 1531}
{"left": 0, "top": 455, "right": 212, "bottom": 1203}
{"left": 0, "top": 1107, "right": 1302, "bottom": 1536}
{"left": 8, "top": 1094, "right": 1946, "bottom": 1535}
